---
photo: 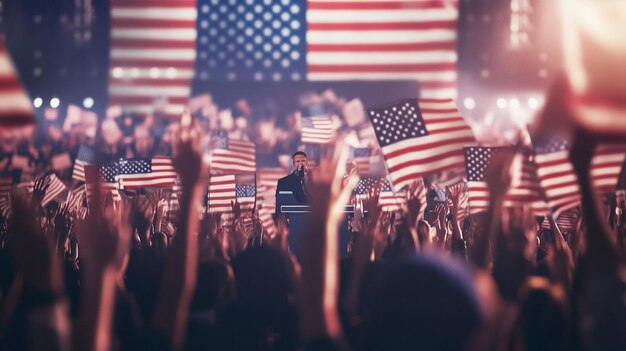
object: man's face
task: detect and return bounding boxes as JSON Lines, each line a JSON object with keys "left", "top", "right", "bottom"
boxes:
{"left": 293, "top": 154, "right": 308, "bottom": 171}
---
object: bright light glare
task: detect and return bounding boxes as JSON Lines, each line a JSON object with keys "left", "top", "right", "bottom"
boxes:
{"left": 463, "top": 97, "right": 476, "bottom": 110}
{"left": 528, "top": 97, "right": 540, "bottom": 109}
{"left": 496, "top": 98, "right": 507, "bottom": 109}
{"left": 33, "top": 97, "right": 43, "bottom": 108}
{"left": 83, "top": 97, "right": 94, "bottom": 109}
{"left": 50, "top": 97, "right": 60, "bottom": 108}
{"left": 510, "top": 98, "right": 520, "bottom": 108}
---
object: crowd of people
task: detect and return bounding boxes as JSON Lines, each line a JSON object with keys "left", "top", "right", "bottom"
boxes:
{"left": 0, "top": 80, "right": 625, "bottom": 351}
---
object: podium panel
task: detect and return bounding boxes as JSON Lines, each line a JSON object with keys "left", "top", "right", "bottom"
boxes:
{"left": 278, "top": 204, "right": 355, "bottom": 259}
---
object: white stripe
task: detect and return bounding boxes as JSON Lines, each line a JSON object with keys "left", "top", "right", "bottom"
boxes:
{"left": 591, "top": 166, "right": 621, "bottom": 176}
{"left": 545, "top": 184, "right": 580, "bottom": 197}
{"left": 591, "top": 153, "right": 625, "bottom": 165}
{"left": 307, "top": 30, "right": 456, "bottom": 44}
{"left": 539, "top": 173, "right": 578, "bottom": 188}
{"left": 419, "top": 100, "right": 459, "bottom": 110}
{"left": 389, "top": 155, "right": 465, "bottom": 181}
{"left": 307, "top": 51, "right": 456, "bottom": 65}
{"left": 118, "top": 104, "right": 186, "bottom": 115}
{"left": 111, "top": 48, "right": 196, "bottom": 60}
{"left": 420, "top": 88, "right": 458, "bottom": 99}
{"left": 426, "top": 120, "right": 469, "bottom": 132}
{"left": 0, "top": 55, "right": 16, "bottom": 75}
{"left": 308, "top": 71, "right": 457, "bottom": 81}
{"left": 535, "top": 151, "right": 568, "bottom": 164}
{"left": 109, "top": 84, "right": 190, "bottom": 97}
{"left": 0, "top": 93, "right": 32, "bottom": 112}
{"left": 109, "top": 67, "right": 194, "bottom": 79}
{"left": 111, "top": 28, "right": 196, "bottom": 40}
{"left": 307, "top": 9, "right": 458, "bottom": 23}
{"left": 111, "top": 7, "right": 197, "bottom": 20}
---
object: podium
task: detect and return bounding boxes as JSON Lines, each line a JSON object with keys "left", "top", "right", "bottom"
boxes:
{"left": 276, "top": 191, "right": 354, "bottom": 258}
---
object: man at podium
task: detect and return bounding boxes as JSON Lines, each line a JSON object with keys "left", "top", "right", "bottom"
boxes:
{"left": 275, "top": 151, "right": 309, "bottom": 204}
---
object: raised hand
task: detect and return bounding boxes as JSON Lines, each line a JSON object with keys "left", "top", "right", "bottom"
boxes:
{"left": 32, "top": 176, "right": 49, "bottom": 205}
{"left": 173, "top": 111, "right": 205, "bottom": 188}
{"left": 405, "top": 179, "right": 425, "bottom": 228}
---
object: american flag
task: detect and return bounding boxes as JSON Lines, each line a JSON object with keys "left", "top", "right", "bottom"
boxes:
{"left": 207, "top": 175, "right": 236, "bottom": 214}
{"left": 541, "top": 209, "right": 579, "bottom": 231}
{"left": 353, "top": 177, "right": 381, "bottom": 202}
{"left": 256, "top": 168, "right": 285, "bottom": 235}
{"left": 464, "top": 147, "right": 545, "bottom": 214}
{"left": 210, "top": 136, "right": 256, "bottom": 174}
{"left": 0, "top": 39, "right": 34, "bottom": 126}
{"left": 353, "top": 146, "right": 372, "bottom": 175}
{"left": 73, "top": 145, "right": 96, "bottom": 182}
{"left": 368, "top": 98, "right": 475, "bottom": 192}
{"left": 618, "top": 157, "right": 626, "bottom": 190}
{"left": 0, "top": 176, "right": 13, "bottom": 195}
{"left": 534, "top": 136, "right": 626, "bottom": 216}
{"left": 84, "top": 162, "right": 121, "bottom": 203}
{"left": 117, "top": 156, "right": 178, "bottom": 189}
{"left": 108, "top": 0, "right": 197, "bottom": 116}
{"left": 41, "top": 174, "right": 68, "bottom": 207}
{"left": 0, "top": 195, "right": 10, "bottom": 220}
{"left": 301, "top": 115, "right": 334, "bottom": 144}
{"left": 65, "top": 185, "right": 86, "bottom": 212}
{"left": 195, "top": 0, "right": 458, "bottom": 99}
{"left": 590, "top": 144, "right": 626, "bottom": 193}
{"left": 379, "top": 178, "right": 410, "bottom": 213}
{"left": 235, "top": 174, "right": 256, "bottom": 211}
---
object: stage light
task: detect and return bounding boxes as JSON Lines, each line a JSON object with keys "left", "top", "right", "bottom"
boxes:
{"left": 528, "top": 97, "right": 539, "bottom": 109}
{"left": 510, "top": 98, "right": 520, "bottom": 108}
{"left": 149, "top": 67, "right": 160, "bottom": 78}
{"left": 497, "top": 98, "right": 507, "bottom": 109}
{"left": 50, "top": 97, "right": 60, "bottom": 108}
{"left": 33, "top": 97, "right": 43, "bottom": 108}
{"left": 463, "top": 97, "right": 476, "bottom": 110}
{"left": 83, "top": 97, "right": 94, "bottom": 109}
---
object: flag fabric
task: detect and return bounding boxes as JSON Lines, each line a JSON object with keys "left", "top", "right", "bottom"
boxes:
{"left": 533, "top": 136, "right": 626, "bottom": 216}
{"left": 73, "top": 145, "right": 97, "bottom": 182}
{"left": 256, "top": 168, "right": 285, "bottom": 236}
{"left": 0, "top": 39, "right": 35, "bottom": 126}
{"left": 464, "top": 147, "right": 544, "bottom": 214}
{"left": 368, "top": 98, "right": 475, "bottom": 192}
{"left": 41, "top": 174, "right": 68, "bottom": 207}
{"left": 117, "top": 156, "right": 177, "bottom": 189}
{"left": 235, "top": 174, "right": 256, "bottom": 211}
{"left": 590, "top": 144, "right": 626, "bottom": 193}
{"left": 0, "top": 176, "right": 13, "bottom": 195}
{"left": 352, "top": 146, "right": 372, "bottom": 175}
{"left": 84, "top": 163, "right": 121, "bottom": 203}
{"left": 207, "top": 175, "right": 236, "bottom": 214}
{"left": 0, "top": 195, "right": 10, "bottom": 220}
{"left": 541, "top": 209, "right": 579, "bottom": 231}
{"left": 379, "top": 178, "right": 410, "bottom": 213}
{"left": 210, "top": 136, "right": 256, "bottom": 174}
{"left": 195, "top": 0, "right": 459, "bottom": 99}
{"left": 65, "top": 185, "right": 86, "bottom": 212}
{"left": 108, "top": 0, "right": 198, "bottom": 116}
{"left": 353, "top": 177, "right": 381, "bottom": 202}
{"left": 301, "top": 115, "right": 334, "bottom": 144}
{"left": 618, "top": 157, "right": 626, "bottom": 190}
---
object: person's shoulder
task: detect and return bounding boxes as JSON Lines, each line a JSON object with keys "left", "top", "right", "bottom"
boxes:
{"left": 277, "top": 173, "right": 294, "bottom": 183}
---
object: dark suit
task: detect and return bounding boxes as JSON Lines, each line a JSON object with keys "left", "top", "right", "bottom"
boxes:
{"left": 275, "top": 171, "right": 308, "bottom": 205}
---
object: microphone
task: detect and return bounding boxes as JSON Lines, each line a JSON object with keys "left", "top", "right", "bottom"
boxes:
{"left": 297, "top": 164, "right": 305, "bottom": 179}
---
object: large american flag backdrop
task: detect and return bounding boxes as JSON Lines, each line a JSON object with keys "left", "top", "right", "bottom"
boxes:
{"left": 108, "top": 0, "right": 460, "bottom": 115}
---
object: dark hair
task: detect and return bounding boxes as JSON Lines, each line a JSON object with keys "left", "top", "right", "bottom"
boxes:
{"left": 291, "top": 151, "right": 307, "bottom": 160}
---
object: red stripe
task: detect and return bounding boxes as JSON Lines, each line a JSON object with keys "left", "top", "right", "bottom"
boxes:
{"left": 109, "top": 77, "right": 191, "bottom": 86}
{"left": 419, "top": 81, "right": 457, "bottom": 89}
{"left": 111, "top": 38, "right": 196, "bottom": 49}
{"left": 0, "top": 111, "right": 35, "bottom": 125}
{"left": 308, "top": 20, "right": 456, "bottom": 31}
{"left": 427, "top": 126, "right": 472, "bottom": 136}
{"left": 419, "top": 98, "right": 454, "bottom": 103}
{"left": 421, "top": 108, "right": 459, "bottom": 114}
{"left": 112, "top": 18, "right": 196, "bottom": 28}
{"left": 387, "top": 149, "right": 463, "bottom": 173}
{"left": 109, "top": 58, "right": 194, "bottom": 69}
{"left": 308, "top": 1, "right": 453, "bottom": 10}
{"left": 385, "top": 135, "right": 475, "bottom": 159}
{"left": 542, "top": 180, "right": 579, "bottom": 192}
{"left": 536, "top": 157, "right": 569, "bottom": 169}
{"left": 392, "top": 161, "right": 464, "bottom": 186}
{"left": 112, "top": 0, "right": 196, "bottom": 8}
{"left": 308, "top": 41, "right": 455, "bottom": 52}
{"left": 308, "top": 62, "right": 456, "bottom": 73}
{"left": 0, "top": 77, "right": 21, "bottom": 90}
